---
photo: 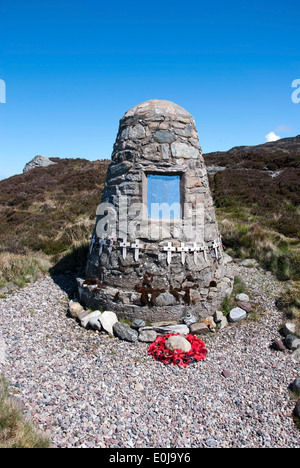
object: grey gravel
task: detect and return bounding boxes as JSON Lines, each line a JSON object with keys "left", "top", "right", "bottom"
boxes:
{"left": 0, "top": 264, "right": 299, "bottom": 448}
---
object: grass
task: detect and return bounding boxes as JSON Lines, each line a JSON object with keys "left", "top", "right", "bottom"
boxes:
{"left": 221, "top": 276, "right": 249, "bottom": 316}
{"left": 0, "top": 252, "right": 51, "bottom": 291}
{"left": 277, "top": 281, "right": 300, "bottom": 337}
{"left": 0, "top": 375, "right": 50, "bottom": 448}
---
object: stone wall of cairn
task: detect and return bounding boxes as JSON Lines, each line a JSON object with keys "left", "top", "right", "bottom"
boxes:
{"left": 80, "top": 100, "right": 233, "bottom": 322}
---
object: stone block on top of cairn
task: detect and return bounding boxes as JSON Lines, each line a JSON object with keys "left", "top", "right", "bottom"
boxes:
{"left": 79, "top": 99, "right": 233, "bottom": 322}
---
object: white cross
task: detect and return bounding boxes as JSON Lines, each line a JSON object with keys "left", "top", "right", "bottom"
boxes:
{"left": 99, "top": 238, "right": 106, "bottom": 256}
{"left": 131, "top": 239, "right": 144, "bottom": 261}
{"left": 119, "top": 238, "right": 130, "bottom": 260}
{"left": 108, "top": 237, "right": 114, "bottom": 254}
{"left": 89, "top": 235, "right": 96, "bottom": 255}
{"left": 177, "top": 242, "right": 189, "bottom": 265}
{"left": 163, "top": 242, "right": 176, "bottom": 265}
{"left": 211, "top": 239, "right": 220, "bottom": 260}
{"left": 199, "top": 243, "right": 208, "bottom": 263}
{"left": 191, "top": 243, "right": 200, "bottom": 265}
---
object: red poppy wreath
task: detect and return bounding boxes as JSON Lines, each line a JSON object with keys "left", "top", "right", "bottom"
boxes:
{"left": 148, "top": 333, "right": 207, "bottom": 367}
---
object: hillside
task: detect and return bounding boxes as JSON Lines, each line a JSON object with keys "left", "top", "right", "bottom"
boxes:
{"left": 0, "top": 158, "right": 109, "bottom": 257}
{"left": 203, "top": 136, "right": 300, "bottom": 284}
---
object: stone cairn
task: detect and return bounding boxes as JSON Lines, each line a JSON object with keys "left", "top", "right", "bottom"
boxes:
{"left": 78, "top": 100, "right": 234, "bottom": 323}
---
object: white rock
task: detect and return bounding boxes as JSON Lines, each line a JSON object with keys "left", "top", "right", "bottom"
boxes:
{"left": 165, "top": 336, "right": 191, "bottom": 353}
{"left": 80, "top": 310, "right": 101, "bottom": 328}
{"left": 69, "top": 300, "right": 84, "bottom": 318}
{"left": 99, "top": 311, "right": 118, "bottom": 335}
{"left": 282, "top": 322, "right": 296, "bottom": 336}
{"left": 235, "top": 293, "right": 250, "bottom": 303}
{"left": 214, "top": 310, "right": 224, "bottom": 323}
{"left": 229, "top": 307, "right": 247, "bottom": 323}
{"left": 219, "top": 315, "right": 228, "bottom": 329}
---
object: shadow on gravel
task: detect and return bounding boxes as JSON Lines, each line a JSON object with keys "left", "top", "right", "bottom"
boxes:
{"left": 49, "top": 244, "right": 88, "bottom": 300}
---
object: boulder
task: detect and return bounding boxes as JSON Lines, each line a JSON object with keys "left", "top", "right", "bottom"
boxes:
{"left": 99, "top": 311, "right": 118, "bottom": 335}
{"left": 189, "top": 323, "right": 210, "bottom": 335}
{"left": 165, "top": 335, "right": 191, "bottom": 353}
{"left": 229, "top": 307, "right": 247, "bottom": 323}
{"left": 68, "top": 300, "right": 84, "bottom": 318}
{"left": 23, "top": 155, "right": 56, "bottom": 173}
{"left": 113, "top": 322, "right": 138, "bottom": 342}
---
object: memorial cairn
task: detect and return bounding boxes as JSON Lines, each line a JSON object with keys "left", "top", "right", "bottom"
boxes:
{"left": 76, "top": 100, "right": 234, "bottom": 360}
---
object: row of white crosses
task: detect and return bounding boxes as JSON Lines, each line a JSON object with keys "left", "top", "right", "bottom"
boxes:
{"left": 89, "top": 236, "right": 144, "bottom": 262}
{"left": 164, "top": 239, "right": 223, "bottom": 265}
{"left": 89, "top": 236, "right": 223, "bottom": 264}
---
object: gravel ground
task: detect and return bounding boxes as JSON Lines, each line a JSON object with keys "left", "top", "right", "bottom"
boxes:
{"left": 0, "top": 264, "right": 299, "bottom": 448}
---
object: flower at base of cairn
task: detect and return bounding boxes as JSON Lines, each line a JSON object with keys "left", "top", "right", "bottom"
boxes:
{"left": 148, "top": 333, "right": 207, "bottom": 367}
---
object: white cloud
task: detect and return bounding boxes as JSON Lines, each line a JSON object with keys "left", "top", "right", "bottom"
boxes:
{"left": 265, "top": 131, "right": 281, "bottom": 142}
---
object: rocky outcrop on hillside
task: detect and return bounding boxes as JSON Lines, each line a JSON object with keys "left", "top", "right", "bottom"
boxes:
{"left": 23, "top": 155, "right": 56, "bottom": 173}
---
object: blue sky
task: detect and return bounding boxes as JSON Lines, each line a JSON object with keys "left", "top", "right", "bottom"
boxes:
{"left": 0, "top": 0, "right": 300, "bottom": 179}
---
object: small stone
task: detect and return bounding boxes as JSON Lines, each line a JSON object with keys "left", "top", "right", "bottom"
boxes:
{"left": 285, "top": 334, "right": 300, "bottom": 351}
{"left": 80, "top": 310, "right": 101, "bottom": 328}
{"left": 182, "top": 314, "right": 197, "bottom": 327}
{"left": 165, "top": 336, "right": 192, "bottom": 353}
{"left": 139, "top": 324, "right": 189, "bottom": 336}
{"left": 240, "top": 259, "right": 258, "bottom": 268}
{"left": 205, "top": 438, "right": 218, "bottom": 447}
{"left": 131, "top": 318, "right": 146, "bottom": 329}
{"left": 294, "top": 399, "right": 300, "bottom": 419}
{"left": 235, "top": 293, "right": 250, "bottom": 303}
{"left": 222, "top": 370, "right": 232, "bottom": 378}
{"left": 213, "top": 310, "right": 224, "bottom": 323}
{"left": 282, "top": 322, "right": 296, "bottom": 336}
{"left": 292, "top": 348, "right": 300, "bottom": 363}
{"left": 189, "top": 323, "right": 210, "bottom": 335}
{"left": 271, "top": 339, "right": 286, "bottom": 351}
{"left": 229, "top": 307, "right": 247, "bottom": 323}
{"left": 138, "top": 330, "right": 157, "bottom": 343}
{"left": 113, "top": 322, "right": 138, "bottom": 342}
{"left": 89, "top": 316, "right": 102, "bottom": 331}
{"left": 237, "top": 301, "right": 252, "bottom": 313}
{"left": 99, "top": 311, "right": 118, "bottom": 335}
{"left": 68, "top": 300, "right": 84, "bottom": 318}
{"left": 203, "top": 316, "right": 216, "bottom": 330}
{"left": 292, "top": 377, "right": 300, "bottom": 393}
{"left": 77, "top": 310, "right": 90, "bottom": 322}
{"left": 218, "top": 316, "right": 228, "bottom": 330}
{"left": 135, "top": 383, "right": 144, "bottom": 392}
